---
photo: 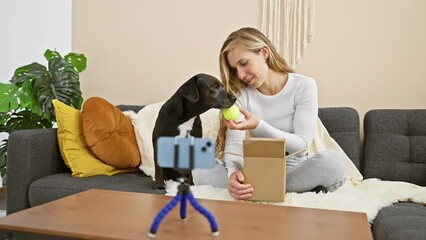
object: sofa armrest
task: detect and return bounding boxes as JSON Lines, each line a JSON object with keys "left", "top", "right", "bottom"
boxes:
{"left": 6, "top": 128, "right": 68, "bottom": 214}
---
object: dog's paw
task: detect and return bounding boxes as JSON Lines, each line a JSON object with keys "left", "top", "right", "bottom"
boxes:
{"left": 154, "top": 180, "right": 166, "bottom": 190}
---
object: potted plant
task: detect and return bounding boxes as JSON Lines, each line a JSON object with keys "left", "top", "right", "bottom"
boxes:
{"left": 0, "top": 49, "right": 87, "bottom": 180}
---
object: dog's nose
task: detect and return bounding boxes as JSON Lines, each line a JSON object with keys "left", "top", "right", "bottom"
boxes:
{"left": 231, "top": 95, "right": 237, "bottom": 102}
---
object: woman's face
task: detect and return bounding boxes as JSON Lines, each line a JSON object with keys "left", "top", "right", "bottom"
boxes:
{"left": 226, "top": 45, "right": 269, "bottom": 88}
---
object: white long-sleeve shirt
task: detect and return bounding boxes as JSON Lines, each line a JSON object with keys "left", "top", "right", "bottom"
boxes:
{"left": 224, "top": 73, "right": 318, "bottom": 177}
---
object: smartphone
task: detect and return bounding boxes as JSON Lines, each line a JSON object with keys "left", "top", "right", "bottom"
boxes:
{"left": 157, "top": 137, "right": 215, "bottom": 169}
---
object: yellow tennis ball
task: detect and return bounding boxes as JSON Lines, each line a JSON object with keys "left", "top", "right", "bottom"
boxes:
{"left": 223, "top": 105, "right": 240, "bottom": 121}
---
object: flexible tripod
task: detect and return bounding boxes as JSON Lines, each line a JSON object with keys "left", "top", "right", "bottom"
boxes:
{"left": 148, "top": 177, "right": 219, "bottom": 238}
{"left": 148, "top": 136, "right": 219, "bottom": 238}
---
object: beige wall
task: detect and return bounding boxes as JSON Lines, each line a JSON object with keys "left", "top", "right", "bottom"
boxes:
{"left": 297, "top": 0, "right": 426, "bottom": 119}
{"left": 72, "top": 0, "right": 261, "bottom": 105}
{"left": 73, "top": 0, "right": 426, "bottom": 122}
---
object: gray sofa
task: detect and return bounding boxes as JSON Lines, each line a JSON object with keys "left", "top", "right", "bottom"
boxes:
{"left": 5, "top": 106, "right": 426, "bottom": 239}
{"left": 363, "top": 109, "right": 426, "bottom": 240}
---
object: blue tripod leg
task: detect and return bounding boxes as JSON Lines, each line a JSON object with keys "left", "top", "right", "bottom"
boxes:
{"left": 187, "top": 192, "right": 220, "bottom": 236}
{"left": 148, "top": 194, "right": 182, "bottom": 238}
{"left": 177, "top": 178, "right": 190, "bottom": 220}
{"left": 180, "top": 192, "right": 188, "bottom": 220}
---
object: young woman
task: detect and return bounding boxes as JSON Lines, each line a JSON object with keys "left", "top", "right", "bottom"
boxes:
{"left": 216, "top": 27, "right": 347, "bottom": 200}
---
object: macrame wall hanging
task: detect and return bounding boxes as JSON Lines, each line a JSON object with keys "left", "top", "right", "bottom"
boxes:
{"left": 261, "top": 0, "right": 316, "bottom": 69}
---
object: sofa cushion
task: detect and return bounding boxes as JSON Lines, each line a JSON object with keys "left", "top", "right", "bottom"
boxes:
{"left": 52, "top": 99, "right": 135, "bottom": 177}
{"left": 82, "top": 97, "right": 141, "bottom": 168}
{"left": 373, "top": 202, "right": 426, "bottom": 240}
{"left": 363, "top": 109, "right": 426, "bottom": 185}
{"left": 28, "top": 172, "right": 165, "bottom": 207}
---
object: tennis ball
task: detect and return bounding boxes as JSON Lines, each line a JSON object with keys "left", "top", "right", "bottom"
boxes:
{"left": 223, "top": 105, "right": 240, "bottom": 121}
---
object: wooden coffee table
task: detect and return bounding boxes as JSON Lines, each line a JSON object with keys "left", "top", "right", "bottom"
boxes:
{"left": 0, "top": 189, "right": 372, "bottom": 239}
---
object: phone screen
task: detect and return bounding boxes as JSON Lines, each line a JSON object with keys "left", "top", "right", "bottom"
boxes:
{"left": 157, "top": 137, "right": 215, "bottom": 169}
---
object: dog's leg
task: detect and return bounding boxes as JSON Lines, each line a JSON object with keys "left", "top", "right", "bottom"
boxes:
{"left": 190, "top": 115, "right": 202, "bottom": 138}
{"left": 185, "top": 115, "right": 203, "bottom": 185}
{"left": 154, "top": 165, "right": 165, "bottom": 189}
{"left": 153, "top": 144, "right": 165, "bottom": 189}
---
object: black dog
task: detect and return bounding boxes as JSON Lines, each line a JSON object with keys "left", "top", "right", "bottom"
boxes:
{"left": 152, "top": 73, "right": 236, "bottom": 189}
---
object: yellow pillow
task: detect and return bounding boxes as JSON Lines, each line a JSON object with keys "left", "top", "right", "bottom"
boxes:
{"left": 52, "top": 99, "right": 135, "bottom": 177}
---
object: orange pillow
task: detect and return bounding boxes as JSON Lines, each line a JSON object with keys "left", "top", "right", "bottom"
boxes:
{"left": 82, "top": 97, "right": 141, "bottom": 168}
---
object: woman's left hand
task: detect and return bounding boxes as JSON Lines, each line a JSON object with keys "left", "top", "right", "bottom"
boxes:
{"left": 224, "top": 107, "right": 260, "bottom": 131}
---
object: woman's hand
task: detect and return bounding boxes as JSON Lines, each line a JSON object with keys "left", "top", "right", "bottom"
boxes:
{"left": 228, "top": 171, "right": 254, "bottom": 201}
{"left": 224, "top": 107, "right": 260, "bottom": 131}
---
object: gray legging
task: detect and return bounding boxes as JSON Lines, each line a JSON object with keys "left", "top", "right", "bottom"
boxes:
{"left": 192, "top": 150, "right": 348, "bottom": 193}
{"left": 286, "top": 150, "right": 348, "bottom": 193}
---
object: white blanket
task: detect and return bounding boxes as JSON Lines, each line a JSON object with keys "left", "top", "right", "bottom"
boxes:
{"left": 165, "top": 178, "right": 426, "bottom": 224}
{"left": 126, "top": 102, "right": 426, "bottom": 224}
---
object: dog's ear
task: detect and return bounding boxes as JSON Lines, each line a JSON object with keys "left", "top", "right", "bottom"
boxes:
{"left": 181, "top": 76, "right": 200, "bottom": 102}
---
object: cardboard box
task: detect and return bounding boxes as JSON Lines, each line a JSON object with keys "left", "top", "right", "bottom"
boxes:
{"left": 243, "top": 138, "right": 286, "bottom": 202}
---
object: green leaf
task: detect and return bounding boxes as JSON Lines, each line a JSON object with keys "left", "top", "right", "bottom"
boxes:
{"left": 0, "top": 168, "right": 6, "bottom": 178}
{"left": 0, "top": 110, "right": 53, "bottom": 133}
{"left": 0, "top": 83, "right": 20, "bottom": 112}
{"left": 11, "top": 63, "right": 48, "bottom": 85}
{"left": 65, "top": 52, "right": 87, "bottom": 73}
{"left": 44, "top": 49, "right": 62, "bottom": 61}
{"left": 0, "top": 143, "right": 6, "bottom": 168}
{"left": 32, "top": 57, "right": 83, "bottom": 120}
{"left": 18, "top": 80, "right": 43, "bottom": 117}
{"left": 0, "top": 81, "right": 42, "bottom": 119}
{"left": 0, "top": 158, "right": 5, "bottom": 169}
{"left": 0, "top": 112, "right": 11, "bottom": 125}
{"left": 0, "top": 140, "right": 7, "bottom": 177}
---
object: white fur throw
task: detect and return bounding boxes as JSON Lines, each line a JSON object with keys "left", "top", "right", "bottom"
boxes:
{"left": 165, "top": 179, "right": 426, "bottom": 224}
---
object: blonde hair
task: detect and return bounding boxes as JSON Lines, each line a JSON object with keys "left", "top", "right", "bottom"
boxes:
{"left": 216, "top": 27, "right": 294, "bottom": 158}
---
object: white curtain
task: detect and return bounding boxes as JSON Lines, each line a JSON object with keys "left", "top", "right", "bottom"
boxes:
{"left": 261, "top": 0, "right": 315, "bottom": 69}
